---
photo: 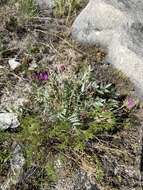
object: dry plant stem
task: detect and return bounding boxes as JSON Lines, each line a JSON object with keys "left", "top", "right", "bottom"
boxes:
{"left": 34, "top": 28, "right": 87, "bottom": 56}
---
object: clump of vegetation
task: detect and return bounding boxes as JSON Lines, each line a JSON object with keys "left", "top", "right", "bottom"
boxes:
{"left": 16, "top": 0, "right": 38, "bottom": 19}
{"left": 0, "top": 34, "right": 5, "bottom": 53}
{"left": 54, "top": 0, "right": 81, "bottom": 19}
{"left": 0, "top": 147, "right": 11, "bottom": 173}
{"left": 0, "top": 116, "right": 44, "bottom": 167}
{"left": 0, "top": 137, "right": 12, "bottom": 179}
{"left": 0, "top": 37, "right": 3, "bottom": 52}
{"left": 29, "top": 64, "right": 131, "bottom": 152}
{"left": 94, "top": 157, "right": 104, "bottom": 182}
{"left": 45, "top": 161, "right": 58, "bottom": 183}
{"left": 18, "top": 115, "right": 44, "bottom": 165}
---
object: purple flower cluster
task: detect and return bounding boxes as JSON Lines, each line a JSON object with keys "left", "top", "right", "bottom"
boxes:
{"left": 34, "top": 71, "right": 49, "bottom": 81}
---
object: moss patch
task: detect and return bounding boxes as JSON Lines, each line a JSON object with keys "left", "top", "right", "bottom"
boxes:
{"left": 17, "top": 115, "right": 44, "bottom": 166}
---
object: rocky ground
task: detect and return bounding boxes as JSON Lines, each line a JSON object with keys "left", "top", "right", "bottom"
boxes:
{"left": 0, "top": 1, "right": 143, "bottom": 190}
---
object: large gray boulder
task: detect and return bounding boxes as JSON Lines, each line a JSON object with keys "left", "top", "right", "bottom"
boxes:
{"left": 72, "top": 0, "right": 143, "bottom": 98}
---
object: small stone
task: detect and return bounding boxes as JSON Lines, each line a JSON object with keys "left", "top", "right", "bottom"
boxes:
{"left": 0, "top": 112, "right": 20, "bottom": 130}
{"left": 8, "top": 58, "right": 21, "bottom": 70}
{"left": 29, "top": 62, "right": 38, "bottom": 70}
{"left": 36, "top": 0, "right": 54, "bottom": 9}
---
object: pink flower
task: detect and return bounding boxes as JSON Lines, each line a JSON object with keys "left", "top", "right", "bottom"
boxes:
{"left": 59, "top": 64, "right": 65, "bottom": 72}
{"left": 56, "top": 64, "right": 66, "bottom": 72}
{"left": 124, "top": 97, "right": 136, "bottom": 110}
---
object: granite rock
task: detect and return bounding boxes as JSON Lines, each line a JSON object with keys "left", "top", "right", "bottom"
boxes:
{"left": 72, "top": 0, "right": 143, "bottom": 99}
